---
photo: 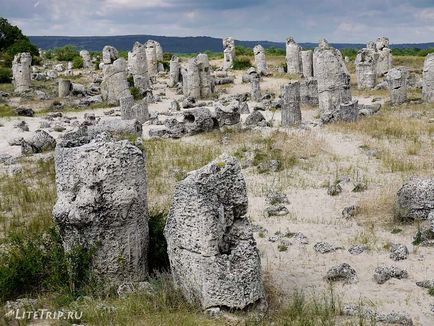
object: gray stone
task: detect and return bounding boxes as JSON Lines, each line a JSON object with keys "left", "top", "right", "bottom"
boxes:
{"left": 58, "top": 79, "right": 72, "bottom": 98}
{"left": 396, "top": 178, "right": 434, "bottom": 220}
{"left": 301, "top": 50, "right": 313, "bottom": 78}
{"left": 348, "top": 244, "right": 368, "bottom": 255}
{"left": 79, "top": 50, "right": 92, "bottom": 69}
{"left": 15, "top": 107, "right": 34, "bottom": 117}
{"left": 416, "top": 279, "right": 434, "bottom": 289}
{"left": 223, "top": 37, "right": 235, "bottom": 70}
{"left": 145, "top": 40, "right": 158, "bottom": 78}
{"left": 101, "top": 58, "right": 131, "bottom": 104}
{"left": 245, "top": 110, "right": 266, "bottom": 127}
{"left": 250, "top": 71, "right": 261, "bottom": 102}
{"left": 168, "top": 55, "right": 180, "bottom": 88}
{"left": 373, "top": 266, "right": 408, "bottom": 284}
{"left": 375, "top": 37, "right": 392, "bottom": 76}
{"left": 183, "top": 107, "right": 215, "bottom": 134}
{"left": 325, "top": 263, "right": 358, "bottom": 284}
{"left": 342, "top": 205, "right": 359, "bottom": 219}
{"left": 88, "top": 119, "right": 143, "bottom": 137}
{"left": 281, "top": 81, "right": 301, "bottom": 127}
{"left": 389, "top": 244, "right": 409, "bottom": 261}
{"left": 240, "top": 102, "right": 250, "bottom": 114}
{"left": 343, "top": 304, "right": 413, "bottom": 326}
{"left": 386, "top": 67, "right": 408, "bottom": 105}
{"left": 128, "top": 42, "right": 149, "bottom": 93}
{"left": 12, "top": 52, "right": 32, "bottom": 93}
{"left": 197, "top": 53, "right": 213, "bottom": 98}
{"left": 355, "top": 48, "right": 379, "bottom": 89}
{"left": 102, "top": 45, "right": 119, "bottom": 64}
{"left": 215, "top": 101, "right": 240, "bottom": 127}
{"left": 254, "top": 45, "right": 267, "bottom": 76}
{"left": 422, "top": 53, "right": 434, "bottom": 103}
{"left": 265, "top": 205, "right": 289, "bottom": 217}
{"left": 53, "top": 138, "right": 148, "bottom": 283}
{"left": 300, "top": 78, "right": 319, "bottom": 106}
{"left": 21, "top": 130, "right": 56, "bottom": 154}
{"left": 286, "top": 37, "right": 302, "bottom": 75}
{"left": 314, "top": 241, "right": 343, "bottom": 254}
{"left": 164, "top": 155, "right": 266, "bottom": 310}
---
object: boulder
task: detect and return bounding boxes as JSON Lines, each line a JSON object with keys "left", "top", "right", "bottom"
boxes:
{"left": 396, "top": 178, "right": 434, "bottom": 220}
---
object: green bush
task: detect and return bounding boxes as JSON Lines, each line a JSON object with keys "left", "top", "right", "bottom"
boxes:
{"left": 129, "top": 86, "right": 143, "bottom": 100}
{"left": 0, "top": 68, "right": 12, "bottom": 83}
{"left": 235, "top": 46, "right": 253, "bottom": 56}
{"left": 47, "top": 45, "right": 79, "bottom": 62}
{"left": 265, "top": 47, "right": 286, "bottom": 56}
{"left": 72, "top": 56, "right": 84, "bottom": 69}
{"left": 232, "top": 56, "right": 252, "bottom": 70}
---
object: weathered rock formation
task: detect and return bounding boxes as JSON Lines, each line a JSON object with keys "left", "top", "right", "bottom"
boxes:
{"left": 53, "top": 137, "right": 149, "bottom": 283}
{"left": 301, "top": 50, "right": 313, "bottom": 78}
{"left": 12, "top": 52, "right": 32, "bottom": 93}
{"left": 313, "top": 39, "right": 357, "bottom": 122}
{"left": 58, "top": 79, "right": 72, "bottom": 98}
{"left": 254, "top": 45, "right": 267, "bottom": 76}
{"left": 355, "top": 47, "right": 379, "bottom": 89}
{"left": 286, "top": 37, "right": 302, "bottom": 75}
{"left": 164, "top": 155, "right": 266, "bottom": 310}
{"left": 101, "top": 58, "right": 131, "bottom": 104}
{"left": 79, "top": 50, "right": 92, "bottom": 69}
{"left": 184, "top": 54, "right": 213, "bottom": 99}
{"left": 397, "top": 178, "right": 434, "bottom": 220}
{"left": 386, "top": 66, "right": 408, "bottom": 105}
{"left": 375, "top": 37, "right": 392, "bottom": 76}
{"left": 128, "top": 42, "right": 149, "bottom": 93}
{"left": 223, "top": 37, "right": 236, "bottom": 70}
{"left": 145, "top": 40, "right": 158, "bottom": 78}
{"left": 250, "top": 70, "right": 261, "bottom": 101}
{"left": 168, "top": 55, "right": 181, "bottom": 88}
{"left": 102, "top": 46, "right": 119, "bottom": 64}
{"left": 422, "top": 53, "right": 434, "bottom": 103}
{"left": 300, "top": 78, "right": 319, "bottom": 106}
{"left": 281, "top": 81, "right": 301, "bottom": 126}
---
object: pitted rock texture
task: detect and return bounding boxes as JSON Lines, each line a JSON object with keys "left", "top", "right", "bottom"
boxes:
{"left": 397, "top": 178, "right": 434, "bottom": 220}
{"left": 53, "top": 138, "right": 149, "bottom": 283}
{"left": 164, "top": 156, "right": 266, "bottom": 310}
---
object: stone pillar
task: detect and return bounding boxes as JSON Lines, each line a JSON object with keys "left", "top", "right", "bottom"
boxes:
{"left": 386, "top": 67, "right": 408, "bottom": 105}
{"left": 181, "top": 68, "right": 189, "bottom": 96}
{"left": 12, "top": 52, "right": 32, "bottom": 93}
{"left": 375, "top": 37, "right": 392, "bottom": 76}
{"left": 164, "top": 155, "right": 266, "bottom": 310}
{"left": 250, "top": 71, "right": 261, "bottom": 102}
{"left": 197, "top": 53, "right": 212, "bottom": 98}
{"left": 101, "top": 58, "right": 131, "bottom": 105}
{"left": 102, "top": 45, "right": 119, "bottom": 64}
{"left": 223, "top": 37, "right": 236, "bottom": 71}
{"left": 79, "top": 50, "right": 92, "bottom": 69}
{"left": 422, "top": 53, "right": 434, "bottom": 103}
{"left": 145, "top": 40, "right": 158, "bottom": 78}
{"left": 355, "top": 48, "right": 379, "bottom": 89}
{"left": 286, "top": 37, "right": 302, "bottom": 75}
{"left": 301, "top": 50, "right": 313, "bottom": 78}
{"left": 300, "top": 78, "right": 319, "bottom": 106}
{"left": 186, "top": 58, "right": 200, "bottom": 99}
{"left": 168, "top": 55, "right": 180, "bottom": 88}
{"left": 313, "top": 39, "right": 353, "bottom": 122}
{"left": 281, "top": 81, "right": 301, "bottom": 126}
{"left": 53, "top": 138, "right": 149, "bottom": 283}
{"left": 120, "top": 95, "right": 135, "bottom": 120}
{"left": 128, "top": 42, "right": 149, "bottom": 92}
{"left": 58, "top": 79, "right": 72, "bottom": 98}
{"left": 254, "top": 45, "right": 267, "bottom": 76}
{"left": 155, "top": 41, "right": 163, "bottom": 61}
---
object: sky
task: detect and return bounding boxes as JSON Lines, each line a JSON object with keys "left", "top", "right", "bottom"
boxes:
{"left": 2, "top": 0, "right": 434, "bottom": 43}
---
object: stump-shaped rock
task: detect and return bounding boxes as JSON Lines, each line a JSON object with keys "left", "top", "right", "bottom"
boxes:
{"left": 164, "top": 156, "right": 266, "bottom": 310}
{"left": 397, "top": 178, "right": 434, "bottom": 220}
{"left": 12, "top": 52, "right": 32, "bottom": 93}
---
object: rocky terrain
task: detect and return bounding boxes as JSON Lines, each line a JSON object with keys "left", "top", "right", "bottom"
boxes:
{"left": 0, "top": 36, "right": 433, "bottom": 326}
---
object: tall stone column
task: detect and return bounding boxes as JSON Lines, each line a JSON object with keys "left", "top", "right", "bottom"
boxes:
{"left": 12, "top": 52, "right": 32, "bottom": 93}
{"left": 281, "top": 81, "right": 301, "bottom": 126}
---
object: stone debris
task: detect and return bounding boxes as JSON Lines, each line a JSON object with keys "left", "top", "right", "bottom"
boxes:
{"left": 15, "top": 106, "right": 34, "bottom": 117}
{"left": 314, "top": 241, "right": 343, "bottom": 254}
{"left": 245, "top": 110, "right": 266, "bottom": 127}
{"left": 265, "top": 204, "right": 289, "bottom": 217}
{"left": 325, "top": 263, "right": 358, "bottom": 284}
{"left": 348, "top": 244, "right": 368, "bottom": 255}
{"left": 396, "top": 178, "right": 434, "bottom": 220}
{"left": 12, "top": 52, "right": 32, "bottom": 93}
{"left": 422, "top": 53, "right": 434, "bottom": 103}
{"left": 342, "top": 205, "right": 359, "bottom": 219}
{"left": 389, "top": 243, "right": 409, "bottom": 261}
{"left": 415, "top": 279, "right": 434, "bottom": 289}
{"left": 286, "top": 37, "right": 302, "bottom": 75}
{"left": 281, "top": 80, "right": 301, "bottom": 127}
{"left": 53, "top": 136, "right": 149, "bottom": 283}
{"left": 386, "top": 66, "right": 409, "bottom": 105}
{"left": 223, "top": 37, "right": 236, "bottom": 70}
{"left": 373, "top": 266, "right": 408, "bottom": 284}
{"left": 313, "top": 39, "right": 357, "bottom": 123}
{"left": 21, "top": 130, "right": 56, "bottom": 154}
{"left": 164, "top": 155, "right": 266, "bottom": 310}
{"left": 343, "top": 304, "right": 413, "bottom": 326}
{"left": 254, "top": 44, "right": 267, "bottom": 76}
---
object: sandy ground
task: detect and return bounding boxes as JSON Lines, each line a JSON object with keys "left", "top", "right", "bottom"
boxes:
{"left": 0, "top": 65, "right": 432, "bottom": 325}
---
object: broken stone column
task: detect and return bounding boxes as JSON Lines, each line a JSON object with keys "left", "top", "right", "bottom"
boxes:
{"left": 186, "top": 58, "right": 201, "bottom": 99}
{"left": 128, "top": 42, "right": 149, "bottom": 92}
{"left": 79, "top": 50, "right": 92, "bottom": 69}
{"left": 197, "top": 53, "right": 212, "bottom": 98}
{"left": 102, "top": 45, "right": 119, "bottom": 64}
{"left": 386, "top": 66, "right": 408, "bottom": 105}
{"left": 286, "top": 37, "right": 302, "bottom": 75}
{"left": 101, "top": 58, "right": 131, "bottom": 105}
{"left": 281, "top": 80, "right": 301, "bottom": 127}
{"left": 300, "top": 78, "right": 319, "bottom": 106}
{"left": 355, "top": 48, "right": 379, "bottom": 89}
{"left": 12, "top": 52, "right": 32, "bottom": 93}
{"left": 422, "top": 53, "right": 434, "bottom": 103}
{"left": 145, "top": 40, "right": 158, "bottom": 78}
{"left": 375, "top": 37, "right": 392, "bottom": 76}
{"left": 250, "top": 70, "right": 261, "bottom": 102}
{"left": 58, "top": 79, "right": 72, "bottom": 98}
{"left": 313, "top": 39, "right": 353, "bottom": 122}
{"left": 168, "top": 55, "right": 180, "bottom": 88}
{"left": 281, "top": 81, "right": 301, "bottom": 126}
{"left": 120, "top": 95, "right": 135, "bottom": 120}
{"left": 223, "top": 37, "right": 236, "bottom": 70}
{"left": 164, "top": 155, "right": 266, "bottom": 310}
{"left": 253, "top": 44, "right": 267, "bottom": 76}
{"left": 53, "top": 137, "right": 149, "bottom": 283}
{"left": 155, "top": 41, "right": 163, "bottom": 61}
{"left": 181, "top": 68, "right": 188, "bottom": 96}
{"left": 301, "top": 50, "right": 313, "bottom": 78}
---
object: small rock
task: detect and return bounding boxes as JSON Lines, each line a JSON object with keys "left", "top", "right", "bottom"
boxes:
{"left": 15, "top": 107, "right": 34, "bottom": 117}
{"left": 314, "top": 241, "right": 343, "bottom": 254}
{"left": 265, "top": 204, "right": 289, "bottom": 217}
{"left": 416, "top": 279, "right": 434, "bottom": 289}
{"left": 389, "top": 243, "right": 409, "bottom": 261}
{"left": 342, "top": 205, "right": 359, "bottom": 219}
{"left": 266, "top": 191, "right": 289, "bottom": 205}
{"left": 348, "top": 244, "right": 368, "bottom": 255}
{"left": 373, "top": 266, "right": 408, "bottom": 284}
{"left": 326, "top": 263, "right": 358, "bottom": 284}
{"left": 327, "top": 183, "right": 342, "bottom": 196}
{"left": 14, "top": 120, "right": 29, "bottom": 132}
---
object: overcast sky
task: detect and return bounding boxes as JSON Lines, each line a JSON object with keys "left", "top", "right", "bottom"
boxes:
{"left": 2, "top": 0, "right": 434, "bottom": 43}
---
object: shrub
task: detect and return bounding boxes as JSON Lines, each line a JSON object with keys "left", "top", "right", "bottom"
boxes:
{"left": 235, "top": 46, "right": 253, "bottom": 56}
{"left": 129, "top": 86, "right": 143, "bottom": 100}
{"left": 232, "top": 56, "right": 252, "bottom": 70}
{"left": 72, "top": 56, "right": 83, "bottom": 69}
{"left": 48, "top": 45, "right": 79, "bottom": 62}
{"left": 265, "top": 47, "right": 286, "bottom": 56}
{"left": 0, "top": 68, "right": 12, "bottom": 83}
